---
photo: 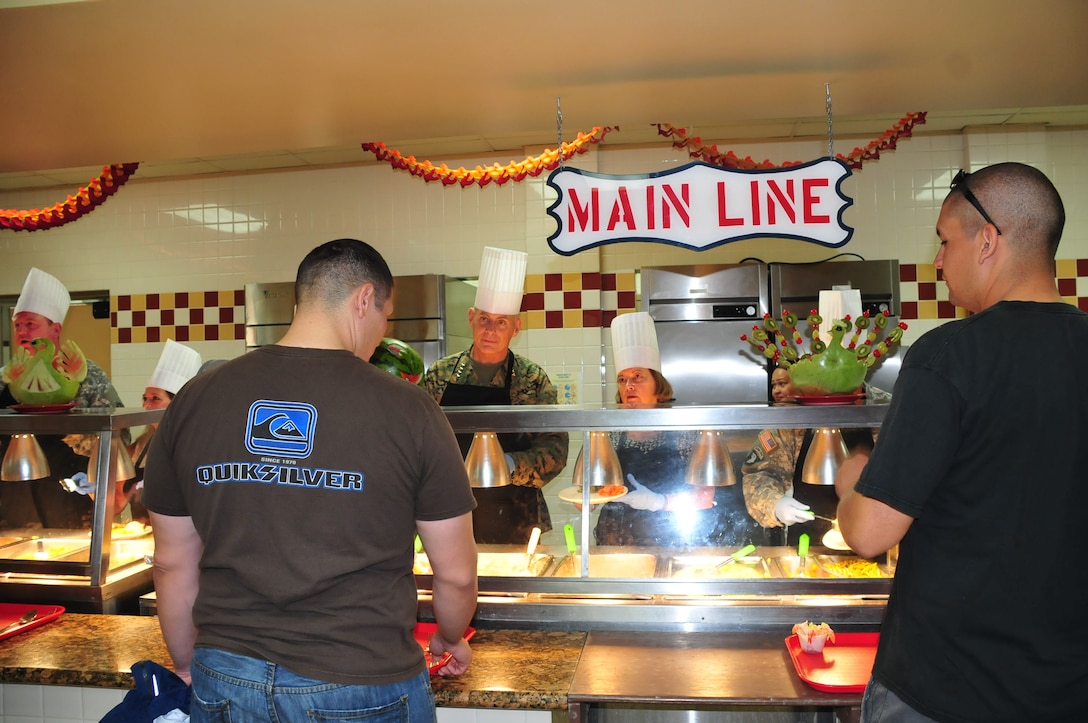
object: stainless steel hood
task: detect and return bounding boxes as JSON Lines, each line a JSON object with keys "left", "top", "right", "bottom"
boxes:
{"left": 244, "top": 275, "right": 448, "bottom": 370}
{"left": 642, "top": 263, "right": 771, "bottom": 405}
{"left": 244, "top": 281, "right": 294, "bottom": 349}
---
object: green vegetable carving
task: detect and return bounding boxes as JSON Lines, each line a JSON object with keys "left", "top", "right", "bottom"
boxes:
{"left": 2, "top": 337, "right": 87, "bottom": 405}
{"left": 740, "top": 309, "right": 908, "bottom": 396}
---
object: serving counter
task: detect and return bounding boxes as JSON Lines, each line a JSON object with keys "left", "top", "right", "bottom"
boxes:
{"left": 0, "top": 408, "right": 163, "bottom": 613}
{"left": 0, "top": 613, "right": 861, "bottom": 722}
{"left": 423, "top": 403, "right": 890, "bottom": 633}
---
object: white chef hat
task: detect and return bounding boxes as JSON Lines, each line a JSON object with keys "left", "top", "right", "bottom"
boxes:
{"left": 611, "top": 311, "right": 660, "bottom": 373}
{"left": 148, "top": 340, "right": 202, "bottom": 395}
{"left": 13, "top": 267, "right": 71, "bottom": 324}
{"left": 474, "top": 246, "right": 527, "bottom": 316}
{"left": 818, "top": 287, "right": 863, "bottom": 342}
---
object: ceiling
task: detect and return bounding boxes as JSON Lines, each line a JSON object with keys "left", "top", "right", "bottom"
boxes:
{"left": 2, "top": 0, "right": 1087, "bottom": 192}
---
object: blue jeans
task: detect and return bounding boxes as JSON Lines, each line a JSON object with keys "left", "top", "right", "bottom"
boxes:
{"left": 861, "top": 678, "right": 940, "bottom": 723}
{"left": 190, "top": 647, "right": 436, "bottom": 723}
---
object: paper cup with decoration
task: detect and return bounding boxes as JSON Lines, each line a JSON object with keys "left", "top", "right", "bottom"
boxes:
{"left": 792, "top": 621, "right": 836, "bottom": 653}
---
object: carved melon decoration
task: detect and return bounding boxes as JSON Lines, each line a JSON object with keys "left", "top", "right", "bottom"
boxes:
{"left": 2, "top": 337, "right": 87, "bottom": 405}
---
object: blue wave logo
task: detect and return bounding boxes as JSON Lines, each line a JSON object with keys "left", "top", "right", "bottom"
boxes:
{"left": 245, "top": 401, "right": 317, "bottom": 458}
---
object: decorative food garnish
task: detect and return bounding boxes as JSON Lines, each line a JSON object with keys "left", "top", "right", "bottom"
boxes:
{"left": 741, "top": 310, "right": 907, "bottom": 395}
{"left": 792, "top": 621, "right": 836, "bottom": 653}
{"left": 2, "top": 337, "right": 87, "bottom": 405}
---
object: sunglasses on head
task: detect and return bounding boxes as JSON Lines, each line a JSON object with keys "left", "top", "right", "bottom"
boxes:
{"left": 951, "top": 169, "right": 1002, "bottom": 235}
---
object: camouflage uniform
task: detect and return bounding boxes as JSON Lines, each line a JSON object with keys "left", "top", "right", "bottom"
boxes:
{"left": 743, "top": 425, "right": 877, "bottom": 546}
{"left": 743, "top": 385, "right": 888, "bottom": 531}
{"left": 741, "top": 428, "right": 807, "bottom": 529}
{"left": 422, "top": 350, "right": 569, "bottom": 488}
{"left": 71, "top": 360, "right": 125, "bottom": 410}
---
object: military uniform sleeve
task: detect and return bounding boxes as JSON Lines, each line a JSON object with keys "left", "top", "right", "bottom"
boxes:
{"left": 741, "top": 428, "right": 802, "bottom": 528}
{"left": 73, "top": 360, "right": 124, "bottom": 409}
{"left": 70, "top": 360, "right": 130, "bottom": 450}
{"left": 421, "top": 355, "right": 457, "bottom": 403}
{"left": 508, "top": 358, "right": 569, "bottom": 488}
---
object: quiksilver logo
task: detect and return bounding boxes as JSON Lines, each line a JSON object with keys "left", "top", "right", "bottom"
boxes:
{"left": 195, "top": 462, "right": 364, "bottom": 491}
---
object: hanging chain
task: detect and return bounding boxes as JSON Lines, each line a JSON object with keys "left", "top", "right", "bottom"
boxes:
{"left": 825, "top": 82, "right": 834, "bottom": 159}
{"left": 556, "top": 96, "right": 565, "bottom": 168}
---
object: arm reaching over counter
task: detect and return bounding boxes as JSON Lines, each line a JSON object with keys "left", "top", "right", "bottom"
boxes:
{"left": 417, "top": 513, "right": 477, "bottom": 676}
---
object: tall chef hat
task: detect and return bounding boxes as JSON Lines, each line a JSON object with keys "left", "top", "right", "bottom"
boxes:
{"left": 148, "top": 340, "right": 202, "bottom": 395}
{"left": 13, "top": 267, "right": 71, "bottom": 324}
{"left": 818, "top": 286, "right": 863, "bottom": 342}
{"left": 611, "top": 311, "right": 661, "bottom": 373}
{"left": 474, "top": 246, "right": 527, "bottom": 316}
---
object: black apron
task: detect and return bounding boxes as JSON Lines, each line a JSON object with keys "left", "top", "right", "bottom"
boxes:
{"left": 439, "top": 351, "right": 549, "bottom": 545}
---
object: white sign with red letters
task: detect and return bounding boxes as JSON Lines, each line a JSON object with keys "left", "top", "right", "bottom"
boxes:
{"left": 546, "top": 158, "right": 853, "bottom": 256}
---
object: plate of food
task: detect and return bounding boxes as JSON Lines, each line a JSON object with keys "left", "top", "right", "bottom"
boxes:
{"left": 8, "top": 402, "right": 77, "bottom": 414}
{"left": 558, "top": 484, "right": 628, "bottom": 504}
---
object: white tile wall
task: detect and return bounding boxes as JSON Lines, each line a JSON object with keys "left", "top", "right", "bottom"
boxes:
{"left": 0, "top": 683, "right": 556, "bottom": 723}
{"left": 2, "top": 128, "right": 1086, "bottom": 407}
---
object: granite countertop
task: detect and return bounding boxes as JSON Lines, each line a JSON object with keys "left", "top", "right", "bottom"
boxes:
{"left": 0, "top": 613, "right": 585, "bottom": 710}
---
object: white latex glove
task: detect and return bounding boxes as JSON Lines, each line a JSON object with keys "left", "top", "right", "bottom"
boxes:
{"left": 775, "top": 496, "right": 814, "bottom": 525}
{"left": 505, "top": 454, "right": 515, "bottom": 472}
{"left": 621, "top": 474, "right": 666, "bottom": 512}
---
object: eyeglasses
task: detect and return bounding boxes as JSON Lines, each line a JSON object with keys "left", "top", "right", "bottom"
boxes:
{"left": 617, "top": 371, "right": 652, "bottom": 387}
{"left": 951, "top": 169, "right": 1002, "bottom": 235}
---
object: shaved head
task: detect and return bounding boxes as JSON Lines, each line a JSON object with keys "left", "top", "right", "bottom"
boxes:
{"left": 951, "top": 162, "right": 1066, "bottom": 261}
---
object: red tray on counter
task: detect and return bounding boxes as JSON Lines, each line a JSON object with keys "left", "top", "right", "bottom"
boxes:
{"left": 0, "top": 603, "right": 66, "bottom": 642}
{"left": 785, "top": 632, "right": 878, "bottom": 693}
{"left": 413, "top": 622, "right": 476, "bottom": 674}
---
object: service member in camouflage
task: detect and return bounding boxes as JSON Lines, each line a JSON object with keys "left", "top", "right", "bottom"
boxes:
{"left": 423, "top": 247, "right": 568, "bottom": 545}
{"left": 423, "top": 335, "right": 568, "bottom": 544}
{"left": 0, "top": 267, "right": 125, "bottom": 528}
{"left": 743, "top": 426, "right": 875, "bottom": 546}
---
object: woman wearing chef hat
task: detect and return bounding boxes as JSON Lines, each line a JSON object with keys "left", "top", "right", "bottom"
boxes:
{"left": 593, "top": 312, "right": 761, "bottom": 547}
{"left": 128, "top": 340, "right": 203, "bottom": 464}
{"left": 119, "top": 340, "right": 202, "bottom": 521}
{"left": 422, "top": 247, "right": 569, "bottom": 545}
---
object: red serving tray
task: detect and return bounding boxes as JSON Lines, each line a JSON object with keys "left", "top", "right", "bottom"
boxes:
{"left": 413, "top": 622, "right": 476, "bottom": 675}
{"left": 785, "top": 632, "right": 878, "bottom": 693}
{"left": 0, "top": 603, "right": 66, "bottom": 642}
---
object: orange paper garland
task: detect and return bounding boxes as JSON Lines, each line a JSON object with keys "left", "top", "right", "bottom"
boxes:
{"left": 0, "top": 163, "right": 140, "bottom": 232}
{"left": 362, "top": 126, "right": 618, "bottom": 187}
{"left": 656, "top": 112, "right": 927, "bottom": 170}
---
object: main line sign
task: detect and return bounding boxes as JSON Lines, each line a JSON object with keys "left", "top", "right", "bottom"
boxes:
{"left": 546, "top": 159, "right": 853, "bottom": 256}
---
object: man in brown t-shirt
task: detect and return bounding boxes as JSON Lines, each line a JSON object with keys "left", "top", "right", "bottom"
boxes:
{"left": 145, "top": 239, "right": 477, "bottom": 722}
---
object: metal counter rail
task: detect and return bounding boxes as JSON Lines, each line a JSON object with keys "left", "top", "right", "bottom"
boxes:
{"left": 442, "top": 402, "right": 888, "bottom": 433}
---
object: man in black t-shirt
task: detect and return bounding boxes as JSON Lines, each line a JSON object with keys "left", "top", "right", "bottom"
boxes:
{"left": 836, "top": 163, "right": 1088, "bottom": 722}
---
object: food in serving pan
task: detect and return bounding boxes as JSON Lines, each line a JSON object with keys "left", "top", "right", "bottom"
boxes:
{"left": 673, "top": 563, "right": 765, "bottom": 579}
{"left": 12, "top": 542, "right": 81, "bottom": 561}
{"left": 414, "top": 552, "right": 549, "bottom": 577}
{"left": 792, "top": 621, "right": 836, "bottom": 653}
{"left": 820, "top": 557, "right": 887, "bottom": 578}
